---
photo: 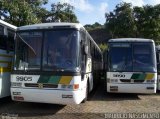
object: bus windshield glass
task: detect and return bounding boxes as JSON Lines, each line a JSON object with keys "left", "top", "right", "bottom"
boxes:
{"left": 109, "top": 43, "right": 156, "bottom": 72}
{"left": 109, "top": 44, "right": 132, "bottom": 71}
{"left": 14, "top": 29, "right": 78, "bottom": 71}
{"left": 133, "top": 43, "right": 156, "bottom": 72}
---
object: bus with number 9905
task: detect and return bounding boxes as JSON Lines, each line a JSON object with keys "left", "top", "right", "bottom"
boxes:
{"left": 11, "top": 23, "right": 103, "bottom": 104}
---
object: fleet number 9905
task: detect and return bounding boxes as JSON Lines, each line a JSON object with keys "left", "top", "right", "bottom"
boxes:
{"left": 16, "top": 76, "right": 32, "bottom": 81}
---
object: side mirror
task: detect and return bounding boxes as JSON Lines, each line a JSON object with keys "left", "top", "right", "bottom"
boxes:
{"left": 84, "top": 45, "right": 88, "bottom": 55}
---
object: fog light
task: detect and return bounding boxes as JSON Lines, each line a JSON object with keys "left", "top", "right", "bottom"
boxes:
{"left": 13, "top": 96, "right": 24, "bottom": 101}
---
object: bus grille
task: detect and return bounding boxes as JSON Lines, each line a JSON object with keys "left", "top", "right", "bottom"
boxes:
{"left": 120, "top": 79, "right": 145, "bottom": 83}
{"left": 25, "top": 83, "right": 58, "bottom": 88}
{"left": 120, "top": 79, "right": 130, "bottom": 82}
{"left": 134, "top": 80, "right": 144, "bottom": 83}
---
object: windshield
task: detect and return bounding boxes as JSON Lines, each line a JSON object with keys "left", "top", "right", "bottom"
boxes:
{"left": 15, "top": 31, "right": 42, "bottom": 70}
{"left": 133, "top": 43, "right": 156, "bottom": 72}
{"left": 109, "top": 43, "right": 156, "bottom": 72}
{"left": 43, "top": 30, "right": 78, "bottom": 71}
{"left": 109, "top": 44, "right": 132, "bottom": 71}
{"left": 14, "top": 29, "right": 78, "bottom": 71}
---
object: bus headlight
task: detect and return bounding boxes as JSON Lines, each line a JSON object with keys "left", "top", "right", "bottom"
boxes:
{"left": 110, "top": 79, "right": 118, "bottom": 83}
{"left": 11, "top": 82, "right": 22, "bottom": 87}
{"left": 146, "top": 80, "right": 155, "bottom": 83}
{"left": 61, "top": 84, "right": 79, "bottom": 90}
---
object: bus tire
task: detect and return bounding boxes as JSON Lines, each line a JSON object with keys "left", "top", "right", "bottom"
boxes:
{"left": 82, "top": 81, "right": 89, "bottom": 103}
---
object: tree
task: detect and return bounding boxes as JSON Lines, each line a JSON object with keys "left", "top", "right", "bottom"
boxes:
{"left": 0, "top": 1, "right": 79, "bottom": 26}
{"left": 105, "top": 2, "right": 160, "bottom": 43}
{"left": 92, "top": 22, "right": 102, "bottom": 28}
{"left": 84, "top": 22, "right": 103, "bottom": 31}
{"left": 45, "top": 2, "right": 78, "bottom": 23}
{"left": 134, "top": 5, "right": 160, "bottom": 43}
{"left": 0, "top": 0, "right": 48, "bottom": 26}
{"left": 99, "top": 43, "right": 108, "bottom": 53}
{"left": 105, "top": 2, "right": 136, "bottom": 38}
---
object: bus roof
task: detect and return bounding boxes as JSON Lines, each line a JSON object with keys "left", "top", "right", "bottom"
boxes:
{"left": 0, "top": 20, "right": 17, "bottom": 30}
{"left": 17, "top": 22, "right": 84, "bottom": 31}
{"left": 108, "top": 38, "right": 154, "bottom": 43}
{"left": 17, "top": 22, "right": 102, "bottom": 54}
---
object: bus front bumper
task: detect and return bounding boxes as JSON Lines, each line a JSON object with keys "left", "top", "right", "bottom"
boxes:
{"left": 107, "top": 83, "right": 157, "bottom": 93}
{"left": 11, "top": 88, "right": 85, "bottom": 105}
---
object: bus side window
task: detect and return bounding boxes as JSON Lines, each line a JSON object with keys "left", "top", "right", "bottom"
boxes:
{"left": 80, "top": 31, "right": 86, "bottom": 72}
{"left": 7, "top": 29, "right": 15, "bottom": 51}
{"left": 0, "top": 35, "right": 7, "bottom": 50}
{"left": 0, "top": 25, "right": 4, "bottom": 35}
{"left": 91, "top": 43, "right": 94, "bottom": 58}
{"left": 0, "top": 25, "right": 7, "bottom": 50}
{"left": 87, "top": 37, "right": 91, "bottom": 57}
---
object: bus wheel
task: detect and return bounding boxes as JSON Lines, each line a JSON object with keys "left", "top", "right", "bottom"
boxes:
{"left": 82, "top": 81, "right": 89, "bottom": 103}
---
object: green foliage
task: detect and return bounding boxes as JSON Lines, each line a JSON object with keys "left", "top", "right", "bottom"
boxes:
{"left": 105, "top": 2, "right": 160, "bottom": 43}
{"left": 134, "top": 4, "right": 160, "bottom": 43}
{"left": 99, "top": 43, "right": 108, "bottom": 52}
{"left": 0, "top": 1, "right": 78, "bottom": 26}
{"left": 105, "top": 2, "right": 136, "bottom": 38}
{"left": 46, "top": 2, "right": 78, "bottom": 23}
{"left": 84, "top": 22, "right": 103, "bottom": 31}
{"left": 0, "top": 0, "right": 48, "bottom": 26}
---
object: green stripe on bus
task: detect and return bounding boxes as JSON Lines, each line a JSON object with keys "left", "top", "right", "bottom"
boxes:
{"left": 48, "top": 76, "right": 61, "bottom": 84}
{"left": 37, "top": 76, "right": 50, "bottom": 83}
{"left": 131, "top": 74, "right": 140, "bottom": 79}
{"left": 137, "top": 74, "right": 146, "bottom": 80}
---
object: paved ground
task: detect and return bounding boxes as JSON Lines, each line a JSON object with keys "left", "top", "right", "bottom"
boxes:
{"left": 0, "top": 83, "right": 160, "bottom": 119}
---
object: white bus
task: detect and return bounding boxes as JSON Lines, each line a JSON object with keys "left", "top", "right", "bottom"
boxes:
{"left": 156, "top": 45, "right": 160, "bottom": 90}
{"left": 11, "top": 23, "right": 103, "bottom": 104}
{"left": 0, "top": 20, "right": 17, "bottom": 98}
{"left": 105, "top": 38, "right": 157, "bottom": 93}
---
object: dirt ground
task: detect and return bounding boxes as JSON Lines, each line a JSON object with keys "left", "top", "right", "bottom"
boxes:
{"left": 0, "top": 82, "right": 160, "bottom": 119}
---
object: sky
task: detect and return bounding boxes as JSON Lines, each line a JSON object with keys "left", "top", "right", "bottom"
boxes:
{"left": 43, "top": 0, "right": 160, "bottom": 25}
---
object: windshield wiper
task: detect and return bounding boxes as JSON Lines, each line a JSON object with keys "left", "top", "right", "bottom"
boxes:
{"left": 17, "top": 33, "right": 36, "bottom": 55}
